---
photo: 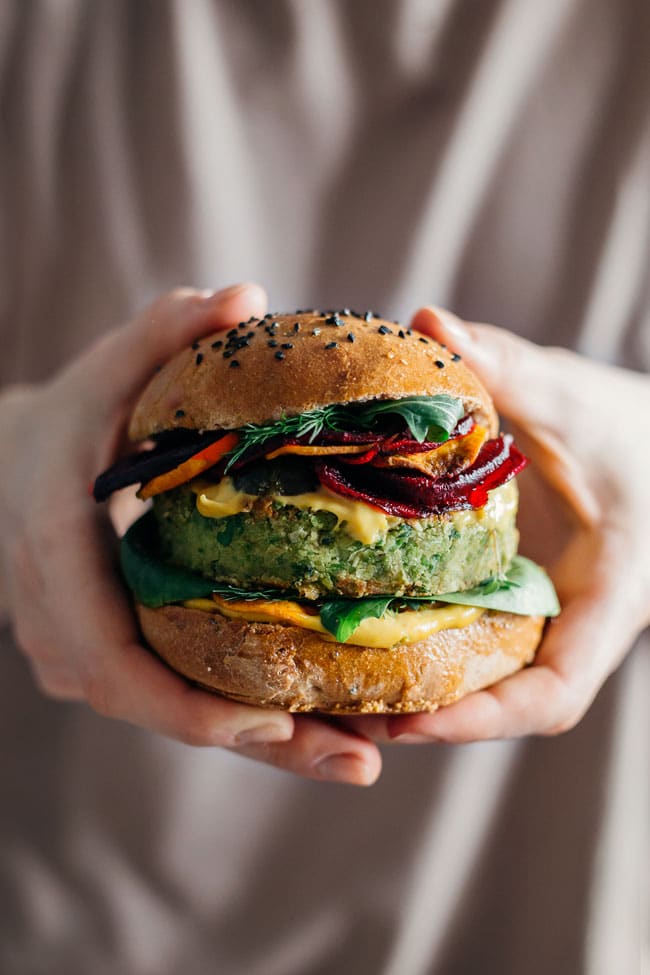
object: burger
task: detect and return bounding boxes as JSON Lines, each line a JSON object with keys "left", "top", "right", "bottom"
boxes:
{"left": 93, "top": 309, "right": 559, "bottom": 713}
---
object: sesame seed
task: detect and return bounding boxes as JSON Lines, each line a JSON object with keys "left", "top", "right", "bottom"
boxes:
{"left": 419, "top": 337, "right": 429, "bottom": 344}
{"left": 275, "top": 351, "right": 285, "bottom": 360}
{"left": 325, "top": 315, "right": 345, "bottom": 327}
{"left": 191, "top": 341, "right": 200, "bottom": 350}
{"left": 293, "top": 322, "right": 301, "bottom": 333}
{"left": 281, "top": 342, "right": 293, "bottom": 349}
{"left": 246, "top": 331, "right": 255, "bottom": 339}
{"left": 378, "top": 325, "right": 393, "bottom": 335}
{"left": 347, "top": 332, "right": 355, "bottom": 342}
{"left": 229, "top": 360, "right": 240, "bottom": 368}
{"left": 175, "top": 409, "right": 185, "bottom": 418}
{"left": 268, "top": 339, "right": 278, "bottom": 348}
{"left": 342, "top": 307, "right": 351, "bottom": 315}
{"left": 435, "top": 359, "right": 445, "bottom": 369}
{"left": 195, "top": 353, "right": 203, "bottom": 365}
{"left": 211, "top": 339, "right": 223, "bottom": 349}
{"left": 264, "top": 313, "right": 273, "bottom": 319}
{"left": 223, "top": 350, "right": 233, "bottom": 359}
{"left": 325, "top": 341, "right": 338, "bottom": 349}
{"left": 364, "top": 311, "right": 373, "bottom": 322}
{"left": 406, "top": 329, "right": 413, "bottom": 336}
{"left": 451, "top": 352, "right": 462, "bottom": 361}
{"left": 398, "top": 330, "right": 405, "bottom": 339}
{"left": 227, "top": 328, "right": 238, "bottom": 337}
{"left": 312, "top": 327, "right": 321, "bottom": 335}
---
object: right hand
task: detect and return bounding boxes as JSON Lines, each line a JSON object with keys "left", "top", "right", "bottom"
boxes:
{"left": 0, "top": 284, "right": 381, "bottom": 785}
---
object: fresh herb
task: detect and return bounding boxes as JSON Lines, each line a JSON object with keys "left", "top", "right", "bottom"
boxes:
{"left": 224, "top": 395, "right": 464, "bottom": 471}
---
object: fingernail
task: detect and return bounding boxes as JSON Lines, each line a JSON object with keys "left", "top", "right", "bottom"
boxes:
{"left": 215, "top": 282, "right": 253, "bottom": 301}
{"left": 235, "top": 723, "right": 291, "bottom": 746}
{"left": 314, "top": 753, "right": 372, "bottom": 784}
{"left": 390, "top": 733, "right": 442, "bottom": 744}
{"left": 432, "top": 307, "right": 468, "bottom": 342}
{"left": 199, "top": 288, "right": 216, "bottom": 299}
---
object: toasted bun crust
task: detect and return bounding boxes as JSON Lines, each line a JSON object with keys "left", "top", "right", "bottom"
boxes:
{"left": 135, "top": 603, "right": 544, "bottom": 714}
{"left": 129, "top": 311, "right": 498, "bottom": 440}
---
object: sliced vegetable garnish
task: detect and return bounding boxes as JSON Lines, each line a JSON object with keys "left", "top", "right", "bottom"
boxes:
{"left": 316, "top": 435, "right": 528, "bottom": 517}
{"left": 138, "top": 432, "right": 239, "bottom": 499}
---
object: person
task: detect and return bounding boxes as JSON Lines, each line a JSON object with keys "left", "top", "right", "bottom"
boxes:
{"left": 1, "top": 2, "right": 648, "bottom": 972}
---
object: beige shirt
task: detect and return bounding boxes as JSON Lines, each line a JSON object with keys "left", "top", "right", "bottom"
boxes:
{"left": 1, "top": 2, "right": 648, "bottom": 972}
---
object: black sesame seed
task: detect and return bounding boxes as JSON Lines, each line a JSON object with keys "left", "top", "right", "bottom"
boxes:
{"left": 223, "top": 350, "right": 233, "bottom": 359}
{"left": 419, "top": 337, "right": 429, "bottom": 344}
{"left": 247, "top": 316, "right": 256, "bottom": 323}
{"left": 281, "top": 342, "right": 293, "bottom": 350}
{"left": 238, "top": 321, "right": 247, "bottom": 329}
{"left": 264, "top": 313, "right": 273, "bottom": 320}
{"left": 293, "top": 322, "right": 300, "bottom": 333}
{"left": 312, "top": 327, "right": 321, "bottom": 335}
{"left": 195, "top": 353, "right": 203, "bottom": 365}
{"left": 347, "top": 332, "right": 355, "bottom": 343}
{"left": 275, "top": 351, "right": 285, "bottom": 360}
{"left": 325, "top": 341, "right": 338, "bottom": 349}
{"left": 435, "top": 359, "right": 445, "bottom": 369}
{"left": 191, "top": 341, "right": 200, "bottom": 350}
{"left": 406, "top": 329, "right": 413, "bottom": 336}
{"left": 398, "top": 330, "right": 406, "bottom": 339}
{"left": 378, "top": 325, "right": 393, "bottom": 335}
{"left": 227, "top": 328, "right": 238, "bottom": 337}
{"left": 268, "top": 339, "right": 278, "bottom": 348}
{"left": 364, "top": 311, "right": 373, "bottom": 322}
{"left": 175, "top": 409, "right": 185, "bottom": 418}
{"left": 211, "top": 339, "right": 223, "bottom": 349}
{"left": 451, "top": 352, "right": 462, "bottom": 361}
{"left": 246, "top": 331, "right": 255, "bottom": 339}
{"left": 229, "top": 360, "right": 240, "bottom": 368}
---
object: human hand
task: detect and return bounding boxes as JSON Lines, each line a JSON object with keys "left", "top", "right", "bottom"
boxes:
{"left": 0, "top": 284, "right": 381, "bottom": 785}
{"left": 372, "top": 307, "right": 649, "bottom": 743}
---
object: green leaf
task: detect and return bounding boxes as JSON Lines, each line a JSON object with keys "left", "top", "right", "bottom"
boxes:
{"left": 357, "top": 395, "right": 465, "bottom": 443}
{"left": 319, "top": 597, "right": 395, "bottom": 643}
{"left": 121, "top": 512, "right": 294, "bottom": 607}
{"left": 224, "top": 395, "right": 465, "bottom": 469}
{"left": 412, "top": 556, "right": 560, "bottom": 617}
{"left": 120, "top": 512, "right": 216, "bottom": 608}
{"left": 318, "top": 556, "right": 559, "bottom": 642}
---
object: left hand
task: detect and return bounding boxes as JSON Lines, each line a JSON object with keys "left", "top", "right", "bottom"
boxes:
{"left": 346, "top": 307, "right": 650, "bottom": 744}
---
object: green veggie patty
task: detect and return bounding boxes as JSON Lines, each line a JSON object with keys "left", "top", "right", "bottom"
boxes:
{"left": 151, "top": 480, "right": 520, "bottom": 599}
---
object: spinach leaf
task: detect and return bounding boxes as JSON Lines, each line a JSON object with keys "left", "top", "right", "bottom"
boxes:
{"left": 356, "top": 395, "right": 465, "bottom": 443}
{"left": 319, "top": 597, "right": 395, "bottom": 643}
{"left": 430, "top": 556, "right": 560, "bottom": 617}
{"left": 120, "top": 512, "right": 215, "bottom": 608}
{"left": 318, "top": 556, "right": 559, "bottom": 642}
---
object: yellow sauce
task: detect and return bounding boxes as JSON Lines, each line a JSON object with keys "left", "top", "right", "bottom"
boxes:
{"left": 183, "top": 594, "right": 484, "bottom": 648}
{"left": 191, "top": 476, "right": 518, "bottom": 545}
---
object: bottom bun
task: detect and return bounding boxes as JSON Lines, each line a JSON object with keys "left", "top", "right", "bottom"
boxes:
{"left": 136, "top": 603, "right": 545, "bottom": 714}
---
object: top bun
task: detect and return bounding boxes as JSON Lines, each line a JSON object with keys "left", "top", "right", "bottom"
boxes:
{"left": 129, "top": 311, "right": 497, "bottom": 440}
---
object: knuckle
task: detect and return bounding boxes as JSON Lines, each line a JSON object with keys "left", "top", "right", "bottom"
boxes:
{"left": 175, "top": 717, "right": 224, "bottom": 748}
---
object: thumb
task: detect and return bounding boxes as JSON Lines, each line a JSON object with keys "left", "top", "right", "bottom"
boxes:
{"left": 410, "top": 306, "right": 571, "bottom": 434}
{"left": 65, "top": 282, "right": 267, "bottom": 417}
{"left": 411, "top": 306, "right": 600, "bottom": 527}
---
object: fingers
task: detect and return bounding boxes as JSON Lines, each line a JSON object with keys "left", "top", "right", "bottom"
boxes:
{"left": 385, "top": 578, "right": 634, "bottom": 744}
{"left": 410, "top": 306, "right": 573, "bottom": 432}
{"left": 67, "top": 282, "right": 267, "bottom": 415}
{"left": 411, "top": 306, "right": 601, "bottom": 526}
{"left": 233, "top": 716, "right": 382, "bottom": 785}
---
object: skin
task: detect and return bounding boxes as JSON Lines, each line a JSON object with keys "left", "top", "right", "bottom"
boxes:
{"left": 1, "top": 287, "right": 648, "bottom": 785}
